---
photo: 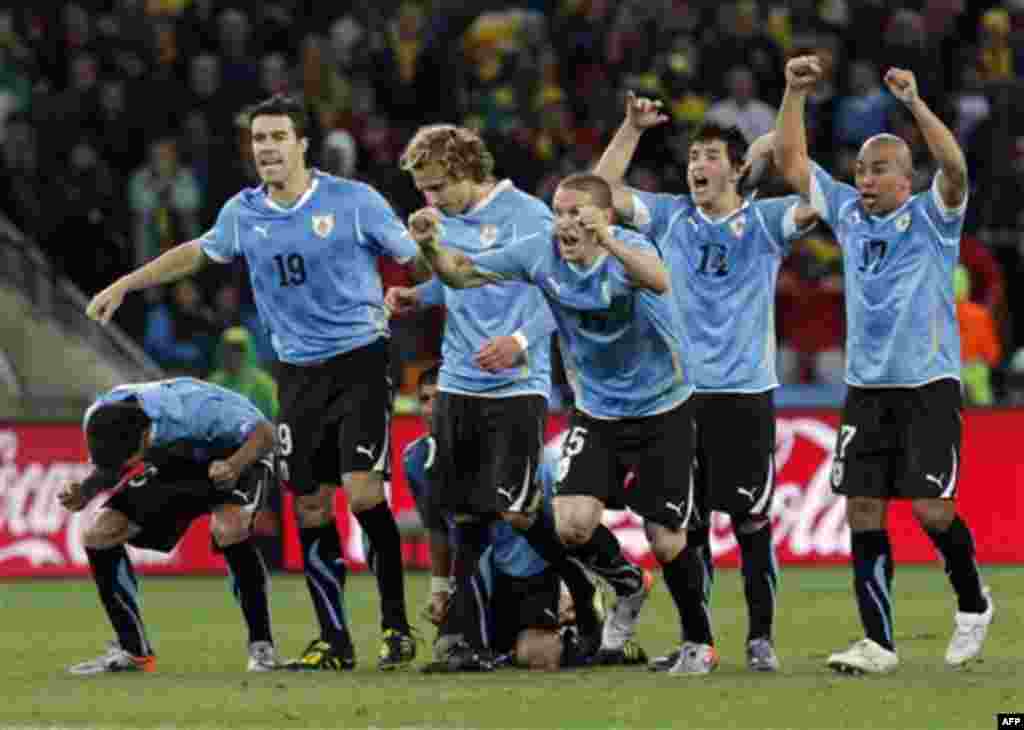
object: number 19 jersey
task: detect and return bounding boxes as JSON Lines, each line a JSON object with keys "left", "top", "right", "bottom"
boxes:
{"left": 201, "top": 170, "right": 418, "bottom": 365}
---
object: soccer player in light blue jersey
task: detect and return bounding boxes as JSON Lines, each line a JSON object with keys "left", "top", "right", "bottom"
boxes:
{"left": 594, "top": 92, "right": 819, "bottom": 673}
{"left": 386, "top": 125, "right": 559, "bottom": 671}
{"left": 409, "top": 173, "right": 718, "bottom": 676}
{"left": 58, "top": 378, "right": 278, "bottom": 674}
{"left": 775, "top": 57, "right": 992, "bottom": 674}
{"left": 86, "top": 95, "right": 418, "bottom": 671}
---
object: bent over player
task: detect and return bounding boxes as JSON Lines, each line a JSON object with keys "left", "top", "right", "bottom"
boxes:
{"left": 60, "top": 378, "right": 277, "bottom": 674}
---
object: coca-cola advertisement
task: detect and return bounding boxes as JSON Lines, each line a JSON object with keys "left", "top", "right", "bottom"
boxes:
{"left": 2, "top": 410, "right": 1022, "bottom": 578}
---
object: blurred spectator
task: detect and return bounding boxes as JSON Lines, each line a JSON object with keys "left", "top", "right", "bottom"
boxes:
{"left": 955, "top": 264, "right": 1001, "bottom": 406}
{"left": 705, "top": 66, "right": 776, "bottom": 142}
{"left": 300, "top": 34, "right": 350, "bottom": 132}
{"left": 0, "top": 116, "right": 46, "bottom": 240}
{"left": 129, "top": 137, "right": 201, "bottom": 265}
{"left": 216, "top": 8, "right": 260, "bottom": 109}
{"left": 702, "top": 2, "right": 785, "bottom": 104}
{"left": 49, "top": 137, "right": 125, "bottom": 294}
{"left": 776, "top": 232, "right": 846, "bottom": 385}
{"left": 321, "top": 129, "right": 357, "bottom": 178}
{"left": 834, "top": 60, "right": 895, "bottom": 149}
{"left": 143, "top": 278, "right": 217, "bottom": 374}
{"left": 208, "top": 326, "right": 279, "bottom": 419}
{"left": 975, "top": 7, "right": 1013, "bottom": 82}
{"left": 798, "top": 34, "right": 841, "bottom": 170}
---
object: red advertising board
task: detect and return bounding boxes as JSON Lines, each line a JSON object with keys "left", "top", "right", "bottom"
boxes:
{"left": 2, "top": 411, "right": 1022, "bottom": 578}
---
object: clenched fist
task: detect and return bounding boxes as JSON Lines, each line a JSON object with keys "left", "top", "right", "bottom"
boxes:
{"left": 785, "top": 55, "right": 823, "bottom": 92}
{"left": 883, "top": 67, "right": 919, "bottom": 106}
{"left": 408, "top": 208, "right": 442, "bottom": 246}
{"left": 58, "top": 482, "right": 89, "bottom": 512}
{"left": 384, "top": 286, "right": 420, "bottom": 316}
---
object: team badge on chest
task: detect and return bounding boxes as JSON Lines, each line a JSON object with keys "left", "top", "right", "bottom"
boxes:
{"left": 895, "top": 212, "right": 911, "bottom": 232}
{"left": 311, "top": 213, "right": 335, "bottom": 238}
{"left": 479, "top": 224, "right": 499, "bottom": 248}
{"left": 730, "top": 214, "right": 747, "bottom": 238}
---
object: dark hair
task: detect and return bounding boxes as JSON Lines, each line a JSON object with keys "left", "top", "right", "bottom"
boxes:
{"left": 85, "top": 401, "right": 151, "bottom": 470}
{"left": 558, "top": 172, "right": 614, "bottom": 210}
{"left": 246, "top": 94, "right": 309, "bottom": 139}
{"left": 418, "top": 363, "right": 440, "bottom": 390}
{"left": 399, "top": 124, "right": 495, "bottom": 183}
{"left": 689, "top": 122, "right": 748, "bottom": 170}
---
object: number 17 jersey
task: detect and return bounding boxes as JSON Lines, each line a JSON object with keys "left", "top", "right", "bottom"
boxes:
{"left": 201, "top": 170, "right": 419, "bottom": 365}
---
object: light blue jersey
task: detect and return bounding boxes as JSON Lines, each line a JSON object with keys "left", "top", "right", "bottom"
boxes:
{"left": 201, "top": 171, "right": 418, "bottom": 364}
{"left": 473, "top": 226, "right": 691, "bottom": 419}
{"left": 631, "top": 191, "right": 807, "bottom": 392}
{"left": 84, "top": 378, "right": 269, "bottom": 461}
{"left": 808, "top": 163, "right": 965, "bottom": 387}
{"left": 416, "top": 180, "right": 554, "bottom": 400}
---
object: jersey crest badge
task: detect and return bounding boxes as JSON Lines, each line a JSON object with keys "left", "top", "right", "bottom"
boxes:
{"left": 312, "top": 214, "right": 335, "bottom": 238}
{"left": 730, "top": 214, "right": 747, "bottom": 238}
{"left": 895, "top": 212, "right": 911, "bottom": 232}
{"left": 480, "top": 224, "right": 499, "bottom": 248}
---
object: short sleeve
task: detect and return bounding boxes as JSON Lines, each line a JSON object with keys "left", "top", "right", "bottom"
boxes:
{"left": 628, "top": 190, "right": 686, "bottom": 240}
{"left": 608, "top": 228, "right": 660, "bottom": 290}
{"left": 808, "top": 161, "right": 860, "bottom": 228}
{"left": 356, "top": 187, "right": 419, "bottom": 263}
{"left": 921, "top": 172, "right": 968, "bottom": 247}
{"left": 472, "top": 228, "right": 550, "bottom": 284}
{"left": 753, "top": 195, "right": 812, "bottom": 255}
{"left": 200, "top": 198, "right": 240, "bottom": 263}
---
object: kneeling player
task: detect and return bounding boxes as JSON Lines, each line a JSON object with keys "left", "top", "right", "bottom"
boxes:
{"left": 59, "top": 377, "right": 278, "bottom": 674}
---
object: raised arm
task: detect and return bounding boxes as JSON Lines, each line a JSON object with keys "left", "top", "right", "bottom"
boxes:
{"left": 408, "top": 208, "right": 506, "bottom": 289}
{"left": 87, "top": 240, "right": 209, "bottom": 324}
{"left": 581, "top": 207, "right": 669, "bottom": 294}
{"left": 593, "top": 92, "right": 669, "bottom": 222}
{"left": 773, "top": 56, "right": 822, "bottom": 198}
{"left": 883, "top": 68, "right": 968, "bottom": 208}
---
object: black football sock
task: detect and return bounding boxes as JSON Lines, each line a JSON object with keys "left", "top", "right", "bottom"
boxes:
{"left": 925, "top": 515, "right": 987, "bottom": 613}
{"left": 734, "top": 519, "right": 778, "bottom": 642}
{"left": 87, "top": 545, "right": 152, "bottom": 657}
{"left": 661, "top": 545, "right": 713, "bottom": 646}
{"left": 851, "top": 529, "right": 895, "bottom": 651}
{"left": 355, "top": 501, "right": 410, "bottom": 633}
{"left": 298, "top": 523, "right": 353, "bottom": 651}
{"left": 223, "top": 540, "right": 273, "bottom": 645}
{"left": 451, "top": 519, "right": 492, "bottom": 651}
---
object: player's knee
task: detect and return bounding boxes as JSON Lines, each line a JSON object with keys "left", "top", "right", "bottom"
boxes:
{"left": 845, "top": 497, "right": 886, "bottom": 531}
{"left": 343, "top": 471, "right": 386, "bottom": 513}
{"left": 515, "top": 629, "right": 562, "bottom": 671}
{"left": 83, "top": 510, "right": 133, "bottom": 550}
{"left": 295, "top": 488, "right": 334, "bottom": 527}
{"left": 650, "top": 531, "right": 686, "bottom": 565}
{"left": 731, "top": 513, "right": 769, "bottom": 536}
{"left": 210, "top": 508, "right": 250, "bottom": 548}
{"left": 911, "top": 498, "right": 954, "bottom": 532}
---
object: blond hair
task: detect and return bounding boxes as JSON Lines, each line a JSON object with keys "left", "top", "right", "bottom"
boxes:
{"left": 399, "top": 124, "right": 495, "bottom": 183}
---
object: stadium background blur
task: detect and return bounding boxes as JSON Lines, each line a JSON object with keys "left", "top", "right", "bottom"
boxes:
{"left": 1, "top": 0, "right": 1023, "bottom": 413}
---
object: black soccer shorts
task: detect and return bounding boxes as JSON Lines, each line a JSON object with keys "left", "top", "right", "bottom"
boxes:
{"left": 692, "top": 391, "right": 776, "bottom": 517}
{"left": 831, "top": 377, "right": 962, "bottom": 500}
{"left": 554, "top": 399, "right": 698, "bottom": 531}
{"left": 429, "top": 392, "right": 547, "bottom": 516}
{"left": 276, "top": 338, "right": 393, "bottom": 496}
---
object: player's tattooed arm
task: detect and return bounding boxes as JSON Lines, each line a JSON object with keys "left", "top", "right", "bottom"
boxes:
{"left": 581, "top": 206, "right": 669, "bottom": 294}
{"left": 773, "top": 55, "right": 821, "bottom": 198}
{"left": 884, "top": 68, "right": 968, "bottom": 209}
{"left": 407, "top": 208, "right": 506, "bottom": 289}
{"left": 594, "top": 91, "right": 668, "bottom": 223}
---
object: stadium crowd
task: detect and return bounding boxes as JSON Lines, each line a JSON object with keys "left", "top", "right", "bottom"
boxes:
{"left": 0, "top": 0, "right": 1022, "bottom": 403}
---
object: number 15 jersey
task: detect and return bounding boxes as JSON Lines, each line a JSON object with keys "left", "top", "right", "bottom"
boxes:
{"left": 809, "top": 162, "right": 966, "bottom": 387}
{"left": 201, "top": 170, "right": 418, "bottom": 365}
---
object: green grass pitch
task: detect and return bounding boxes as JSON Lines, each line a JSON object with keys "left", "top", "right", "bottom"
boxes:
{"left": 2, "top": 566, "right": 1020, "bottom": 729}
